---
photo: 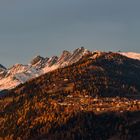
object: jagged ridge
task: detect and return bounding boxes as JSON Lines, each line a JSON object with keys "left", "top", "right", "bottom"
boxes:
{"left": 0, "top": 48, "right": 140, "bottom": 91}
{"left": 0, "top": 47, "right": 91, "bottom": 90}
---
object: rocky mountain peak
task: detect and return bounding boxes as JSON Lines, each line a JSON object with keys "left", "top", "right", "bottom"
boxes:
{"left": 0, "top": 64, "right": 7, "bottom": 79}
{"left": 67, "top": 47, "right": 90, "bottom": 64}
{"left": 0, "top": 64, "right": 6, "bottom": 72}
{"left": 57, "top": 50, "right": 72, "bottom": 64}
{"left": 30, "top": 55, "right": 45, "bottom": 66}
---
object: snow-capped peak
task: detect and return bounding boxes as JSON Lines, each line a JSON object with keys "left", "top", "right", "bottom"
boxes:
{"left": 1, "top": 48, "right": 140, "bottom": 91}
{"left": 57, "top": 50, "right": 71, "bottom": 65}
{"left": 7, "top": 64, "right": 28, "bottom": 75}
{"left": 0, "top": 63, "right": 41, "bottom": 90}
{"left": 67, "top": 47, "right": 90, "bottom": 64}
{"left": 30, "top": 55, "right": 49, "bottom": 69}
{"left": 0, "top": 47, "right": 91, "bottom": 91}
{"left": 119, "top": 52, "right": 140, "bottom": 60}
{"left": 43, "top": 47, "right": 90, "bottom": 73}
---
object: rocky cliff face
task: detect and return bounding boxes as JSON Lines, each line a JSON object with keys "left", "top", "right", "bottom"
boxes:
{"left": 0, "top": 64, "right": 7, "bottom": 80}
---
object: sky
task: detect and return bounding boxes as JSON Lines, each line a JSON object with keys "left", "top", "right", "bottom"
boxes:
{"left": 0, "top": 0, "right": 140, "bottom": 67}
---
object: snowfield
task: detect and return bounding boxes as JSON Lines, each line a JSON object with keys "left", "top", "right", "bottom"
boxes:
{"left": 119, "top": 52, "right": 140, "bottom": 60}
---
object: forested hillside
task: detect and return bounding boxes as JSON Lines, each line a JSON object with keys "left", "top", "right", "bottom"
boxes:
{"left": 1, "top": 52, "right": 140, "bottom": 140}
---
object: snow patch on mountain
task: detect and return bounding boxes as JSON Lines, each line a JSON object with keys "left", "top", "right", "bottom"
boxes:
{"left": 0, "top": 64, "right": 42, "bottom": 90}
{"left": 0, "top": 77, "right": 19, "bottom": 90}
{"left": 119, "top": 52, "right": 140, "bottom": 60}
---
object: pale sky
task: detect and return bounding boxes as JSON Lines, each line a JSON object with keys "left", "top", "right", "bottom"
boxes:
{"left": 0, "top": 0, "right": 140, "bottom": 67}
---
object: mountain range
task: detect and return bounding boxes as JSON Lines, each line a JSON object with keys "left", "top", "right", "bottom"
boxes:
{"left": 0, "top": 47, "right": 89, "bottom": 90}
{"left": 1, "top": 0, "right": 140, "bottom": 138}
{"left": 1, "top": 48, "right": 140, "bottom": 140}
{"left": 0, "top": 47, "right": 140, "bottom": 91}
